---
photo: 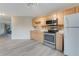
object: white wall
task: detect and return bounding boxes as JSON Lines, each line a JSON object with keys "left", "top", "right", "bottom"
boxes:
{"left": 12, "top": 16, "right": 33, "bottom": 39}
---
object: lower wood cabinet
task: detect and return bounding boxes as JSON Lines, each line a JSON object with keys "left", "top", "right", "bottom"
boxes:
{"left": 31, "top": 30, "right": 64, "bottom": 51}
{"left": 56, "top": 32, "right": 64, "bottom": 51}
{"left": 31, "top": 31, "right": 44, "bottom": 43}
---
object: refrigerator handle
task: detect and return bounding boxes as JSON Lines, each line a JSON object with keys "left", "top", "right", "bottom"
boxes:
{"left": 64, "top": 16, "right": 69, "bottom": 27}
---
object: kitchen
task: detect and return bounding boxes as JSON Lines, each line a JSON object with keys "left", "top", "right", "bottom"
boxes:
{"left": 31, "top": 6, "right": 79, "bottom": 55}
{"left": 0, "top": 3, "right": 79, "bottom": 56}
{"left": 31, "top": 11, "right": 64, "bottom": 51}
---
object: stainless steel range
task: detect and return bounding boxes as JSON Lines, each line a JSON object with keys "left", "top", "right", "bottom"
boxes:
{"left": 44, "top": 32, "right": 56, "bottom": 48}
{"left": 44, "top": 19, "right": 58, "bottom": 48}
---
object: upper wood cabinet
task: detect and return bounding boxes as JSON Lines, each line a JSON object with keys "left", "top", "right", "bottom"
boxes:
{"left": 32, "top": 16, "right": 49, "bottom": 27}
{"left": 75, "top": 6, "right": 79, "bottom": 13}
{"left": 48, "top": 11, "right": 64, "bottom": 29}
{"left": 64, "top": 7, "right": 76, "bottom": 15}
{"left": 32, "top": 6, "right": 79, "bottom": 28}
{"left": 64, "top": 6, "right": 79, "bottom": 16}
{"left": 57, "top": 11, "right": 64, "bottom": 25}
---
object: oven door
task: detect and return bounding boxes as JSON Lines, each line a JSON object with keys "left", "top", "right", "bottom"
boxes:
{"left": 44, "top": 33, "right": 56, "bottom": 45}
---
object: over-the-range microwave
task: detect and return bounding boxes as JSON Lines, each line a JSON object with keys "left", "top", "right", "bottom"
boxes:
{"left": 46, "top": 20, "right": 57, "bottom": 25}
{"left": 46, "top": 20, "right": 52, "bottom": 24}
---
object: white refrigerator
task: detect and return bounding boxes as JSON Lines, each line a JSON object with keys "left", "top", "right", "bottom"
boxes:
{"left": 64, "top": 13, "right": 79, "bottom": 56}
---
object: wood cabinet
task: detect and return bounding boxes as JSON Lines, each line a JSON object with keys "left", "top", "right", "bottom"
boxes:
{"left": 32, "top": 6, "right": 79, "bottom": 27}
{"left": 75, "top": 6, "right": 79, "bottom": 13}
{"left": 64, "top": 6, "right": 79, "bottom": 16}
{"left": 32, "top": 16, "right": 48, "bottom": 27}
{"left": 31, "top": 31, "right": 44, "bottom": 43}
{"left": 32, "top": 19, "right": 41, "bottom": 27}
{"left": 64, "top": 7, "right": 76, "bottom": 15}
{"left": 49, "top": 11, "right": 64, "bottom": 29}
{"left": 57, "top": 11, "right": 64, "bottom": 26}
{"left": 56, "top": 32, "right": 64, "bottom": 51}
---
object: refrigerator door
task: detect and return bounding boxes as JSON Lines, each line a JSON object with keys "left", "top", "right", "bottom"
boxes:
{"left": 64, "top": 28, "right": 79, "bottom": 56}
{"left": 64, "top": 13, "right": 79, "bottom": 27}
{"left": 64, "top": 16, "right": 69, "bottom": 27}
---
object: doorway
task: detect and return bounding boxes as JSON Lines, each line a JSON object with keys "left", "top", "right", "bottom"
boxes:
{"left": 0, "top": 16, "right": 12, "bottom": 40}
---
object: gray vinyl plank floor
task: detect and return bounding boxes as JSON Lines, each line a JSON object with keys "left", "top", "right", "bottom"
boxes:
{"left": 0, "top": 35, "right": 64, "bottom": 56}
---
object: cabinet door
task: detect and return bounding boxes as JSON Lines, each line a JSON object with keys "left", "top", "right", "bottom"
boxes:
{"left": 76, "top": 6, "right": 79, "bottom": 13}
{"left": 31, "top": 31, "right": 44, "bottom": 43}
{"left": 56, "top": 32, "right": 64, "bottom": 51}
{"left": 37, "top": 32, "right": 44, "bottom": 43}
{"left": 64, "top": 7, "right": 76, "bottom": 15}
{"left": 31, "top": 31, "right": 37, "bottom": 40}
{"left": 57, "top": 11, "right": 64, "bottom": 25}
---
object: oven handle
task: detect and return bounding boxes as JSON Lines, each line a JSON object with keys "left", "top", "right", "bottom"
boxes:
{"left": 44, "top": 33, "right": 55, "bottom": 35}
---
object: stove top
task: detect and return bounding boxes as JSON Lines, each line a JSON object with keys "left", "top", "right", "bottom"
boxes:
{"left": 44, "top": 30, "right": 58, "bottom": 33}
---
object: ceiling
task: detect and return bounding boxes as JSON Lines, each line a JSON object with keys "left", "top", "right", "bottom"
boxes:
{"left": 0, "top": 3, "right": 79, "bottom": 17}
